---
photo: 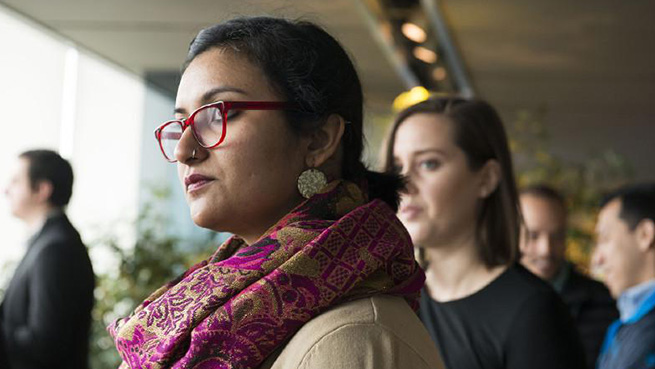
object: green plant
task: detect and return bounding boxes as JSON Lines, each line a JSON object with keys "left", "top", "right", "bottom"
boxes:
{"left": 509, "top": 108, "right": 634, "bottom": 273}
{"left": 89, "top": 186, "right": 215, "bottom": 368}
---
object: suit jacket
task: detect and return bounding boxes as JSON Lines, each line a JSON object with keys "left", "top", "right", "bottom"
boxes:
{"left": 560, "top": 267, "right": 619, "bottom": 369}
{"left": 259, "top": 295, "right": 445, "bottom": 369}
{"left": 0, "top": 212, "right": 95, "bottom": 369}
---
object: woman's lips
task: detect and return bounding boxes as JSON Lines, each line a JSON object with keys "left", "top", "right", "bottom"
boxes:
{"left": 184, "top": 173, "right": 215, "bottom": 193}
{"left": 399, "top": 205, "right": 422, "bottom": 220}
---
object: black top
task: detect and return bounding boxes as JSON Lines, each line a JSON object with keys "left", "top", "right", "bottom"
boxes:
{"left": 597, "top": 306, "right": 655, "bottom": 369}
{"left": 560, "top": 267, "right": 618, "bottom": 369}
{"left": 419, "top": 264, "right": 586, "bottom": 369}
{"left": 0, "top": 213, "right": 95, "bottom": 369}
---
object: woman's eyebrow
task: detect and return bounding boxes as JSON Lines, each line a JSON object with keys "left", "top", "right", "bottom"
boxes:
{"left": 393, "top": 148, "right": 448, "bottom": 162}
{"left": 199, "top": 86, "right": 248, "bottom": 105}
{"left": 173, "top": 86, "right": 249, "bottom": 115}
{"left": 412, "top": 148, "right": 448, "bottom": 157}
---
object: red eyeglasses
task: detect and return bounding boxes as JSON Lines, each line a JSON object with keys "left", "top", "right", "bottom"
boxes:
{"left": 154, "top": 101, "right": 294, "bottom": 162}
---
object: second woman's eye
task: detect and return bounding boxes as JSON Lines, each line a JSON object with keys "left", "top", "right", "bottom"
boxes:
{"left": 419, "top": 159, "right": 441, "bottom": 171}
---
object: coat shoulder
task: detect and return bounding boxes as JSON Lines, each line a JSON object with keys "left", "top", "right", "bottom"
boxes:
{"left": 260, "top": 295, "right": 444, "bottom": 369}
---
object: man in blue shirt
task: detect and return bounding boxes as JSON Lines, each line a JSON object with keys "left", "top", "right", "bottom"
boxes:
{"left": 594, "top": 183, "right": 655, "bottom": 369}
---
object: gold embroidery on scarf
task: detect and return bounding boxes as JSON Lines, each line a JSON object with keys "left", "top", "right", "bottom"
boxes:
{"left": 317, "top": 180, "right": 339, "bottom": 195}
{"left": 279, "top": 254, "right": 320, "bottom": 277}
{"left": 358, "top": 247, "right": 376, "bottom": 265}
{"left": 276, "top": 226, "right": 317, "bottom": 247}
{"left": 335, "top": 182, "right": 366, "bottom": 216}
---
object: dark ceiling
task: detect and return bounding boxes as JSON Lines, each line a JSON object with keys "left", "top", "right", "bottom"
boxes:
{"left": 445, "top": 0, "right": 655, "bottom": 180}
{"left": 1, "top": 0, "right": 653, "bottom": 179}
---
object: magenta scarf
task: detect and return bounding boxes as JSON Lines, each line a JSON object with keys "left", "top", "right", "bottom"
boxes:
{"left": 108, "top": 181, "right": 424, "bottom": 369}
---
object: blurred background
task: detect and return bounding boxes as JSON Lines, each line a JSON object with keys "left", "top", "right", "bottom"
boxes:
{"left": 0, "top": 0, "right": 653, "bottom": 366}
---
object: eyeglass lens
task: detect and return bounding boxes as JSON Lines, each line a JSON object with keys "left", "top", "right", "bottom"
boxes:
{"left": 159, "top": 105, "right": 225, "bottom": 161}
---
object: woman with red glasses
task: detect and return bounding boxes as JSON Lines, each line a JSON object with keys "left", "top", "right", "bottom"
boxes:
{"left": 108, "top": 16, "right": 443, "bottom": 369}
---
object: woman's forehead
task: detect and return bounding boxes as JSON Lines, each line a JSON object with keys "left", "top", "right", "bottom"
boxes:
{"left": 394, "top": 113, "right": 455, "bottom": 153}
{"left": 176, "top": 49, "right": 276, "bottom": 108}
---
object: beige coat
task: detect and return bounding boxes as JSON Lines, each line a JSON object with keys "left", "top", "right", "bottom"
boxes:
{"left": 259, "top": 295, "right": 445, "bottom": 369}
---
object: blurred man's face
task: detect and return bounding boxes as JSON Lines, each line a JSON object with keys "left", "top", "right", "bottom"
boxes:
{"left": 519, "top": 194, "right": 568, "bottom": 280}
{"left": 3, "top": 158, "right": 39, "bottom": 221}
{"left": 593, "top": 199, "right": 645, "bottom": 298}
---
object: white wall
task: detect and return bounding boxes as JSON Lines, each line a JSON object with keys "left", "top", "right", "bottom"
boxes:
{"left": 66, "top": 51, "right": 146, "bottom": 267}
{"left": 0, "top": 5, "right": 233, "bottom": 287}
{"left": 0, "top": 6, "right": 154, "bottom": 281}
{"left": 0, "top": 8, "right": 69, "bottom": 272}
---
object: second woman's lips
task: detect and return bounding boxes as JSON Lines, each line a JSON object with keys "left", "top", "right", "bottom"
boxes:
{"left": 399, "top": 205, "right": 422, "bottom": 219}
{"left": 184, "top": 173, "right": 215, "bottom": 192}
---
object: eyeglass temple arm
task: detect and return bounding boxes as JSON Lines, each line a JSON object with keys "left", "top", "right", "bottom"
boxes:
{"left": 225, "top": 101, "right": 295, "bottom": 110}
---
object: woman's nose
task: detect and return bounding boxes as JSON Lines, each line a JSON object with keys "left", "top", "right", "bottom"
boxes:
{"left": 402, "top": 172, "right": 419, "bottom": 195}
{"left": 175, "top": 128, "right": 202, "bottom": 164}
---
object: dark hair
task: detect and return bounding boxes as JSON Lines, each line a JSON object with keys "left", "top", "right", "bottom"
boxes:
{"left": 184, "top": 16, "right": 403, "bottom": 210}
{"left": 601, "top": 183, "right": 655, "bottom": 230}
{"left": 383, "top": 97, "right": 520, "bottom": 267}
{"left": 19, "top": 149, "right": 74, "bottom": 208}
{"left": 520, "top": 184, "right": 567, "bottom": 215}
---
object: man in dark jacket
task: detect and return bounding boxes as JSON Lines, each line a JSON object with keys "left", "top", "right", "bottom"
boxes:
{"left": 519, "top": 184, "right": 618, "bottom": 369}
{"left": 1, "top": 150, "right": 95, "bottom": 369}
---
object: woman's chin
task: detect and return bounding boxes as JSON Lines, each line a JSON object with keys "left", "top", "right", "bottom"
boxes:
{"left": 403, "top": 224, "right": 430, "bottom": 246}
{"left": 191, "top": 215, "right": 210, "bottom": 229}
{"left": 189, "top": 205, "right": 223, "bottom": 231}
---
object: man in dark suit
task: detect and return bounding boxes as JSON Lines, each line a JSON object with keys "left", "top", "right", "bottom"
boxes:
{"left": 519, "top": 184, "right": 618, "bottom": 369}
{"left": 1, "top": 150, "right": 95, "bottom": 369}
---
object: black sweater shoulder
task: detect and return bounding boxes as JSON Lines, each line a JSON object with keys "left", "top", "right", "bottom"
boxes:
{"left": 419, "top": 264, "right": 586, "bottom": 369}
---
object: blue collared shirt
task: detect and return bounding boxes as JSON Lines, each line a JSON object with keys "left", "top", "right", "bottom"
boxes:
{"left": 597, "top": 279, "right": 655, "bottom": 369}
{"left": 618, "top": 279, "right": 655, "bottom": 322}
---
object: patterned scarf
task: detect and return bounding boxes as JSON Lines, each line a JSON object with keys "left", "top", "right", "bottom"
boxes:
{"left": 109, "top": 180, "right": 424, "bottom": 369}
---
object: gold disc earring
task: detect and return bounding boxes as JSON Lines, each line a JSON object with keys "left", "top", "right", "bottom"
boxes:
{"left": 297, "top": 168, "right": 328, "bottom": 199}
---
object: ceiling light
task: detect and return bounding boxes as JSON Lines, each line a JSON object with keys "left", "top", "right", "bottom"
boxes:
{"left": 401, "top": 22, "right": 427, "bottom": 43}
{"left": 433, "top": 66, "right": 447, "bottom": 81}
{"left": 413, "top": 46, "right": 438, "bottom": 64}
{"left": 393, "top": 86, "right": 431, "bottom": 112}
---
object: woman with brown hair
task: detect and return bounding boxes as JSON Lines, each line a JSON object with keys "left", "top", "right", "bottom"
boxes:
{"left": 384, "top": 97, "right": 585, "bottom": 369}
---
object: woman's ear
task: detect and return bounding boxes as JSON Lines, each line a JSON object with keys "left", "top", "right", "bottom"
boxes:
{"left": 478, "top": 159, "right": 501, "bottom": 199}
{"left": 305, "top": 114, "right": 345, "bottom": 168}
